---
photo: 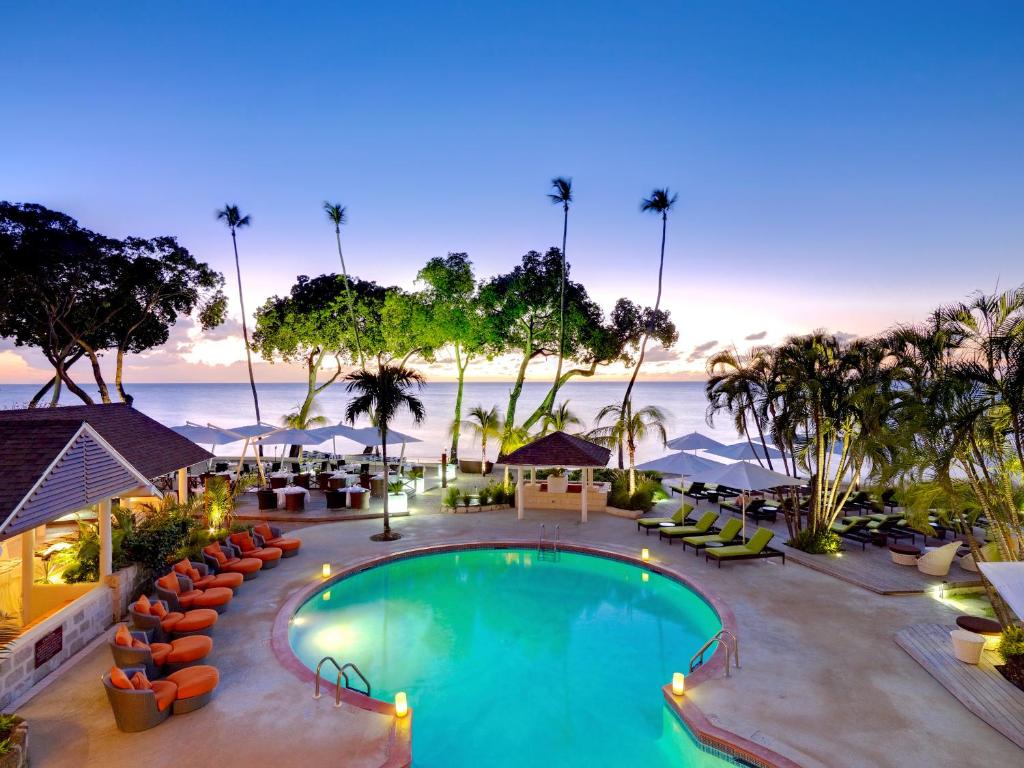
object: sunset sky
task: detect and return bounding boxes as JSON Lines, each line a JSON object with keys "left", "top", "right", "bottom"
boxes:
{"left": 2, "top": 2, "right": 1022, "bottom": 384}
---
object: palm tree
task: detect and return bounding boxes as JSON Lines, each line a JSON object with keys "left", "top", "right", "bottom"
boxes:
{"left": 216, "top": 204, "right": 260, "bottom": 422}
{"left": 705, "top": 347, "right": 777, "bottom": 470}
{"left": 323, "top": 202, "right": 364, "bottom": 367}
{"left": 345, "top": 365, "right": 426, "bottom": 540}
{"left": 619, "top": 187, "right": 677, "bottom": 466}
{"left": 588, "top": 403, "right": 668, "bottom": 494}
{"left": 459, "top": 405, "right": 502, "bottom": 475}
{"left": 547, "top": 177, "right": 573, "bottom": 431}
{"left": 542, "top": 400, "right": 582, "bottom": 434}
{"left": 280, "top": 404, "right": 328, "bottom": 462}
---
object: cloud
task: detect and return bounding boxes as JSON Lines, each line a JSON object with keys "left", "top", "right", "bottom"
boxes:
{"left": 687, "top": 340, "right": 718, "bottom": 363}
{"left": 745, "top": 331, "right": 767, "bottom": 341}
{"left": 643, "top": 345, "right": 680, "bottom": 363}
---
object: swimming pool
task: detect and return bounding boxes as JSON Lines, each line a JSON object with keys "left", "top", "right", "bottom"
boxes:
{"left": 288, "top": 547, "right": 731, "bottom": 767}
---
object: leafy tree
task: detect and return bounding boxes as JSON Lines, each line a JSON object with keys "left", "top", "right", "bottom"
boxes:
{"left": 547, "top": 177, "right": 573, "bottom": 428}
{"left": 458, "top": 405, "right": 502, "bottom": 473}
{"left": 587, "top": 403, "right": 669, "bottom": 494}
{"left": 216, "top": 204, "right": 260, "bottom": 422}
{"left": 344, "top": 365, "right": 426, "bottom": 541}
{"left": 417, "top": 253, "right": 496, "bottom": 460}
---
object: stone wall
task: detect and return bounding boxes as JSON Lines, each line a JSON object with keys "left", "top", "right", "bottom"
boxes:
{"left": 0, "top": 564, "right": 145, "bottom": 710}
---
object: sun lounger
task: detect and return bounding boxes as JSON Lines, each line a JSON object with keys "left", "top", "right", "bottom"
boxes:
{"left": 637, "top": 503, "right": 695, "bottom": 534}
{"left": 684, "top": 482, "right": 709, "bottom": 502}
{"left": 704, "top": 528, "right": 784, "bottom": 567}
{"left": 681, "top": 519, "right": 742, "bottom": 555}
{"left": 658, "top": 512, "right": 718, "bottom": 544}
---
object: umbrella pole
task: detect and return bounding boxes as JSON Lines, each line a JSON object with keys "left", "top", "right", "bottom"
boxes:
{"left": 235, "top": 437, "right": 248, "bottom": 479}
{"left": 742, "top": 495, "right": 747, "bottom": 543}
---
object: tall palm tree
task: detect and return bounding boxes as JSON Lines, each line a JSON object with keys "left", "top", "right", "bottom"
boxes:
{"left": 547, "top": 177, "right": 573, "bottom": 431}
{"left": 345, "top": 365, "right": 426, "bottom": 541}
{"left": 459, "top": 405, "right": 502, "bottom": 475}
{"left": 588, "top": 403, "right": 668, "bottom": 494}
{"left": 542, "top": 400, "right": 583, "bottom": 435}
{"left": 216, "top": 204, "right": 260, "bottom": 422}
{"left": 619, "top": 187, "right": 677, "bottom": 466}
{"left": 705, "top": 347, "right": 777, "bottom": 470}
{"left": 323, "top": 202, "right": 364, "bottom": 367}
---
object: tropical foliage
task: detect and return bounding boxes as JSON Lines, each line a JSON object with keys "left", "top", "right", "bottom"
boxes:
{"left": 587, "top": 403, "right": 669, "bottom": 494}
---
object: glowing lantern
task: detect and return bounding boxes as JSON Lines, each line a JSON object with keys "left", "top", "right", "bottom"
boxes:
{"left": 322, "top": 563, "right": 331, "bottom": 578}
{"left": 641, "top": 548, "right": 650, "bottom": 562}
{"left": 671, "top": 672, "right": 685, "bottom": 696}
{"left": 395, "top": 691, "right": 409, "bottom": 717}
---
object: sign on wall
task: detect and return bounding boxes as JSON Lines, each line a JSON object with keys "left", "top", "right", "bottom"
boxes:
{"left": 34, "top": 626, "right": 63, "bottom": 668}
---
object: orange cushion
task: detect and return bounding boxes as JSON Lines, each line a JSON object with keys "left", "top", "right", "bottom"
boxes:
{"left": 230, "top": 532, "right": 256, "bottom": 552}
{"left": 151, "top": 601, "right": 168, "bottom": 619}
{"left": 223, "top": 557, "right": 262, "bottom": 575}
{"left": 167, "top": 635, "right": 213, "bottom": 664}
{"left": 109, "top": 666, "right": 133, "bottom": 690}
{"left": 134, "top": 595, "right": 151, "bottom": 615}
{"left": 131, "top": 638, "right": 149, "bottom": 650}
{"left": 208, "top": 572, "right": 244, "bottom": 589}
{"left": 149, "top": 642, "right": 172, "bottom": 666}
{"left": 114, "top": 624, "right": 133, "bottom": 647}
{"left": 254, "top": 523, "right": 274, "bottom": 540}
{"left": 151, "top": 680, "right": 177, "bottom": 712}
{"left": 172, "top": 609, "right": 218, "bottom": 633}
{"left": 131, "top": 670, "right": 152, "bottom": 690}
{"left": 187, "top": 567, "right": 202, "bottom": 583}
{"left": 191, "top": 587, "right": 232, "bottom": 608}
{"left": 204, "top": 543, "right": 228, "bottom": 565}
{"left": 160, "top": 611, "right": 185, "bottom": 632}
{"left": 172, "top": 559, "right": 192, "bottom": 575}
{"left": 166, "top": 665, "right": 219, "bottom": 699}
{"left": 250, "top": 547, "right": 282, "bottom": 562}
{"left": 268, "top": 537, "right": 301, "bottom": 551}
{"left": 157, "top": 573, "right": 180, "bottom": 594}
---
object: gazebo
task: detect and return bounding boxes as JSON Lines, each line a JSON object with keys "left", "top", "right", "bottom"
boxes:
{"left": 501, "top": 431, "right": 611, "bottom": 522}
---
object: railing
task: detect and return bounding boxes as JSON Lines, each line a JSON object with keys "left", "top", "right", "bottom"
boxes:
{"left": 689, "top": 629, "right": 740, "bottom": 677}
{"left": 314, "top": 656, "right": 372, "bottom": 706}
{"left": 537, "top": 524, "right": 560, "bottom": 555}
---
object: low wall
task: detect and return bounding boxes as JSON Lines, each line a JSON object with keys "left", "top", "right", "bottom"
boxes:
{"left": 0, "top": 564, "right": 144, "bottom": 710}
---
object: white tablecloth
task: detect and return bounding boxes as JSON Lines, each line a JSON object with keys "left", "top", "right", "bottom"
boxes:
{"left": 274, "top": 486, "right": 310, "bottom": 505}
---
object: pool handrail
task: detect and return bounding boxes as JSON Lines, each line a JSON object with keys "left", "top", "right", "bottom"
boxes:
{"left": 689, "top": 629, "right": 740, "bottom": 677}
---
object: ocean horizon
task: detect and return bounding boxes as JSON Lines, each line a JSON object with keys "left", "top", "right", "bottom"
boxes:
{"left": 0, "top": 381, "right": 737, "bottom": 464}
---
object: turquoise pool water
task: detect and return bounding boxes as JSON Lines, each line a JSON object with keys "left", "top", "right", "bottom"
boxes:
{"left": 289, "top": 548, "right": 730, "bottom": 767}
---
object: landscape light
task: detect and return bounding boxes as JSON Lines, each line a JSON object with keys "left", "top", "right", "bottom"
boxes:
{"left": 395, "top": 691, "right": 409, "bottom": 717}
{"left": 671, "top": 672, "right": 685, "bottom": 696}
{"left": 641, "top": 548, "right": 650, "bottom": 562}
{"left": 322, "top": 563, "right": 331, "bottom": 578}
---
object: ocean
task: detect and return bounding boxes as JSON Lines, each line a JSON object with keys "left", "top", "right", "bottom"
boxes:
{"left": 0, "top": 381, "right": 736, "bottom": 464}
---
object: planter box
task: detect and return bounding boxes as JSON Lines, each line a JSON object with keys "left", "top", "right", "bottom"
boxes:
{"left": 605, "top": 506, "right": 644, "bottom": 520}
{"left": 546, "top": 476, "right": 568, "bottom": 493}
{"left": 387, "top": 493, "right": 408, "bottom": 513}
{"left": 445, "top": 503, "right": 512, "bottom": 514}
{"left": 0, "top": 718, "right": 28, "bottom": 768}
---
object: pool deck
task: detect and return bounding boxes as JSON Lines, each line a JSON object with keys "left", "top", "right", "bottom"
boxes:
{"left": 15, "top": 497, "right": 1024, "bottom": 767}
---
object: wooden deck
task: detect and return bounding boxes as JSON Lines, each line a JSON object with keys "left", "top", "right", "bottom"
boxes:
{"left": 895, "top": 623, "right": 1024, "bottom": 749}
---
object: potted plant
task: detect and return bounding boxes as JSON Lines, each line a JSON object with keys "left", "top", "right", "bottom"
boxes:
{"left": 461, "top": 490, "right": 474, "bottom": 508}
{"left": 387, "top": 480, "right": 408, "bottom": 514}
{"left": 0, "top": 713, "right": 28, "bottom": 768}
{"left": 477, "top": 486, "right": 492, "bottom": 507}
{"left": 547, "top": 467, "right": 568, "bottom": 494}
{"left": 443, "top": 485, "right": 461, "bottom": 511}
{"left": 998, "top": 626, "right": 1024, "bottom": 691}
{"left": 408, "top": 466, "right": 426, "bottom": 495}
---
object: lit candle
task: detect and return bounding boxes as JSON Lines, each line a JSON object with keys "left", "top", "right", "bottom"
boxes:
{"left": 671, "top": 672, "right": 685, "bottom": 696}
{"left": 641, "top": 548, "right": 650, "bottom": 562}
{"left": 395, "top": 691, "right": 408, "bottom": 717}
{"left": 322, "top": 563, "right": 331, "bottom": 578}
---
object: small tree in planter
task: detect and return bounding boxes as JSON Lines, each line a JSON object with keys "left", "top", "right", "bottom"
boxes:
{"left": 477, "top": 486, "right": 492, "bottom": 507}
{"left": 443, "top": 485, "right": 461, "bottom": 510}
{"left": 547, "top": 467, "right": 568, "bottom": 493}
{"left": 387, "top": 480, "right": 408, "bottom": 514}
{"left": 408, "top": 466, "right": 425, "bottom": 495}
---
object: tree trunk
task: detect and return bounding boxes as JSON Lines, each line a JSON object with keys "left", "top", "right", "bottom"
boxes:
{"left": 481, "top": 436, "right": 487, "bottom": 476}
{"left": 380, "top": 425, "right": 391, "bottom": 538}
{"left": 519, "top": 361, "right": 599, "bottom": 434}
{"left": 335, "top": 225, "right": 364, "bottom": 368}
{"left": 232, "top": 229, "right": 261, "bottom": 423}
{"left": 628, "top": 439, "right": 636, "bottom": 495}
{"left": 450, "top": 346, "right": 468, "bottom": 461}
{"left": 82, "top": 345, "right": 111, "bottom": 403}
{"left": 548, "top": 205, "right": 569, "bottom": 432}
{"left": 502, "top": 333, "right": 533, "bottom": 449}
{"left": 56, "top": 360, "right": 94, "bottom": 404}
{"left": 30, "top": 376, "right": 57, "bottom": 408}
{"left": 115, "top": 345, "right": 130, "bottom": 403}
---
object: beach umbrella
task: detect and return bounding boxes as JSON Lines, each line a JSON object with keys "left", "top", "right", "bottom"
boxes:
{"left": 172, "top": 424, "right": 245, "bottom": 444}
{"left": 308, "top": 424, "right": 360, "bottom": 460}
{"left": 698, "top": 460, "right": 803, "bottom": 542}
{"left": 257, "top": 428, "right": 328, "bottom": 446}
{"left": 706, "top": 441, "right": 785, "bottom": 463}
{"left": 666, "top": 431, "right": 726, "bottom": 453}
{"left": 339, "top": 425, "right": 423, "bottom": 469}
{"left": 635, "top": 451, "right": 724, "bottom": 477}
{"left": 210, "top": 422, "right": 277, "bottom": 481}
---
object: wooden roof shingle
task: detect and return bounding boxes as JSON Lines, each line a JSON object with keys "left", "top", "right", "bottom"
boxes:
{"left": 501, "top": 431, "right": 610, "bottom": 467}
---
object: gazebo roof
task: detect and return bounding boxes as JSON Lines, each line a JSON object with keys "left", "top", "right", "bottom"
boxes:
{"left": 501, "top": 431, "right": 610, "bottom": 468}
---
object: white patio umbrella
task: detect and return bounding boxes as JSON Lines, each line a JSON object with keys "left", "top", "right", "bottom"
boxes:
{"left": 706, "top": 440, "right": 785, "bottom": 463}
{"left": 336, "top": 425, "right": 423, "bottom": 468}
{"left": 256, "top": 428, "right": 330, "bottom": 469}
{"left": 978, "top": 562, "right": 1024, "bottom": 620}
{"left": 307, "top": 424, "right": 360, "bottom": 461}
{"left": 172, "top": 424, "right": 246, "bottom": 472}
{"left": 210, "top": 422, "right": 277, "bottom": 482}
{"left": 635, "top": 451, "right": 725, "bottom": 477}
{"left": 666, "top": 431, "right": 726, "bottom": 453}
{"left": 697, "top": 460, "right": 803, "bottom": 542}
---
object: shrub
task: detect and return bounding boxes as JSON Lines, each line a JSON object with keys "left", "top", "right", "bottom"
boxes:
{"left": 1000, "top": 626, "right": 1024, "bottom": 658}
{"left": 388, "top": 480, "right": 406, "bottom": 494}
{"left": 478, "top": 487, "right": 492, "bottom": 506}
{"left": 461, "top": 491, "right": 473, "bottom": 506}
{"left": 787, "top": 529, "right": 841, "bottom": 554}
{"left": 606, "top": 473, "right": 659, "bottom": 512}
{"left": 122, "top": 503, "right": 200, "bottom": 573}
{"left": 443, "top": 486, "right": 461, "bottom": 508}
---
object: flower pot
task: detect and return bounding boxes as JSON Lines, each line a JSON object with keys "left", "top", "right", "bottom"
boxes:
{"left": 547, "top": 476, "right": 568, "bottom": 493}
{"left": 387, "top": 492, "right": 408, "bottom": 513}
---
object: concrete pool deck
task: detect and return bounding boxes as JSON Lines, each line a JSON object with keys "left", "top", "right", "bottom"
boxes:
{"left": 15, "top": 503, "right": 1024, "bottom": 767}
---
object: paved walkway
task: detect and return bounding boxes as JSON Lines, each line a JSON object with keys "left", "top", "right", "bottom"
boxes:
{"left": 17, "top": 503, "right": 1024, "bottom": 767}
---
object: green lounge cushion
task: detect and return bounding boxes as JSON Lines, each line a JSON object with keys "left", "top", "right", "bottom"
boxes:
{"left": 660, "top": 511, "right": 718, "bottom": 536}
{"left": 683, "top": 519, "right": 742, "bottom": 546}
{"left": 707, "top": 528, "right": 775, "bottom": 558}
{"left": 638, "top": 503, "right": 694, "bottom": 528}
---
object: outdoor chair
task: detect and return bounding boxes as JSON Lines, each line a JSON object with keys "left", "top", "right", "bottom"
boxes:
{"left": 103, "top": 666, "right": 175, "bottom": 732}
{"left": 681, "top": 518, "right": 743, "bottom": 555}
{"left": 170, "top": 559, "right": 243, "bottom": 592}
{"left": 130, "top": 596, "right": 218, "bottom": 642}
{"left": 294, "top": 473, "right": 310, "bottom": 489}
{"left": 110, "top": 624, "right": 212, "bottom": 677}
{"left": 959, "top": 541, "right": 1001, "bottom": 573}
{"left": 683, "top": 482, "right": 709, "bottom": 502}
{"left": 253, "top": 523, "right": 301, "bottom": 557}
{"left": 257, "top": 488, "right": 278, "bottom": 510}
{"left": 917, "top": 540, "right": 962, "bottom": 577}
{"left": 658, "top": 512, "right": 719, "bottom": 544}
{"left": 228, "top": 531, "right": 283, "bottom": 568}
{"left": 202, "top": 542, "right": 263, "bottom": 579}
{"left": 349, "top": 488, "right": 370, "bottom": 509}
{"left": 269, "top": 476, "right": 287, "bottom": 489}
{"left": 317, "top": 472, "right": 333, "bottom": 491}
{"left": 636, "top": 503, "right": 694, "bottom": 534}
{"left": 154, "top": 571, "right": 233, "bottom": 613}
{"left": 326, "top": 489, "right": 347, "bottom": 509}
{"left": 704, "top": 528, "right": 785, "bottom": 567}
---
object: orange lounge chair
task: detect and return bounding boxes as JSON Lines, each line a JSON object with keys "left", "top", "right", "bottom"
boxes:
{"left": 172, "top": 558, "right": 244, "bottom": 592}
{"left": 154, "top": 572, "right": 233, "bottom": 614}
{"left": 202, "top": 542, "right": 263, "bottom": 579}
{"left": 253, "top": 523, "right": 301, "bottom": 557}
{"left": 228, "top": 532, "right": 283, "bottom": 569}
{"left": 110, "top": 623, "right": 212, "bottom": 677}
{"left": 130, "top": 595, "right": 217, "bottom": 642}
{"left": 105, "top": 664, "right": 219, "bottom": 731}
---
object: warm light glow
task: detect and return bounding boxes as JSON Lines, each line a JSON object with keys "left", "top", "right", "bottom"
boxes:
{"left": 313, "top": 625, "right": 353, "bottom": 650}
{"left": 322, "top": 590, "right": 331, "bottom": 602}
{"left": 671, "top": 672, "right": 685, "bottom": 696}
{"left": 641, "top": 548, "right": 650, "bottom": 562}
{"left": 322, "top": 563, "right": 331, "bottom": 579}
{"left": 642, "top": 572, "right": 649, "bottom": 583}
{"left": 395, "top": 691, "right": 408, "bottom": 718}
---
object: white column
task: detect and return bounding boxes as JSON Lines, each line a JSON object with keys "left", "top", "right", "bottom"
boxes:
{"left": 20, "top": 528, "right": 34, "bottom": 626}
{"left": 98, "top": 498, "right": 113, "bottom": 579}
{"left": 516, "top": 467, "right": 525, "bottom": 520}
{"left": 530, "top": 467, "right": 536, "bottom": 484}
{"left": 581, "top": 467, "right": 589, "bottom": 523}
{"left": 177, "top": 467, "right": 189, "bottom": 504}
